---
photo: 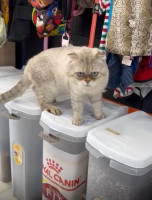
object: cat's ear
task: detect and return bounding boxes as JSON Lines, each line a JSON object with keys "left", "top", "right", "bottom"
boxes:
{"left": 68, "top": 53, "right": 79, "bottom": 59}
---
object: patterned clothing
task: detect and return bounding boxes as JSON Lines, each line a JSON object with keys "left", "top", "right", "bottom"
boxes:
{"left": 106, "top": 0, "right": 152, "bottom": 56}
{"left": 98, "top": 0, "right": 111, "bottom": 52}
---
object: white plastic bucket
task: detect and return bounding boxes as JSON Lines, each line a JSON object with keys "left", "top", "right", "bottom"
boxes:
{"left": 40, "top": 99, "right": 128, "bottom": 200}
{"left": 5, "top": 90, "right": 43, "bottom": 200}
{"left": 86, "top": 111, "right": 152, "bottom": 200}
{"left": 0, "top": 66, "right": 23, "bottom": 182}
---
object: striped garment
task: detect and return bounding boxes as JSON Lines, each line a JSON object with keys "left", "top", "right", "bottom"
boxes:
{"left": 98, "top": 0, "right": 111, "bottom": 52}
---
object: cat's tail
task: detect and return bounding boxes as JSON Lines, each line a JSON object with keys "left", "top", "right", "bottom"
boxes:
{"left": 0, "top": 74, "right": 31, "bottom": 103}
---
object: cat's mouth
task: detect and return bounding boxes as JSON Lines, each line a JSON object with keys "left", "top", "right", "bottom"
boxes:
{"left": 85, "top": 84, "right": 91, "bottom": 87}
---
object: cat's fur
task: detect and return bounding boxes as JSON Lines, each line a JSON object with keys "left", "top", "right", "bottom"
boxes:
{"left": 0, "top": 46, "right": 109, "bottom": 125}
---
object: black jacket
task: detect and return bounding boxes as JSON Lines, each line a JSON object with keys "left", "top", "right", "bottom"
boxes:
{"left": 7, "top": 0, "right": 33, "bottom": 41}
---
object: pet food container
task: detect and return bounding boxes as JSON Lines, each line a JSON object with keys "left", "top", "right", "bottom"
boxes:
{"left": 39, "top": 99, "right": 128, "bottom": 200}
{"left": 0, "top": 66, "right": 22, "bottom": 77}
{"left": 5, "top": 89, "right": 43, "bottom": 200}
{"left": 0, "top": 66, "right": 23, "bottom": 182}
{"left": 86, "top": 111, "right": 152, "bottom": 200}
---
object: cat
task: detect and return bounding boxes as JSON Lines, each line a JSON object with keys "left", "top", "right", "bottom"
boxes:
{"left": 0, "top": 46, "right": 109, "bottom": 125}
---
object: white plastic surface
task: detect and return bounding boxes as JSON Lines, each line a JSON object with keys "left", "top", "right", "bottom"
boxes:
{"left": 40, "top": 100, "right": 128, "bottom": 142}
{"left": 0, "top": 75, "right": 23, "bottom": 93}
{"left": 0, "top": 67, "right": 40, "bottom": 117}
{"left": 5, "top": 89, "right": 41, "bottom": 117}
{"left": 86, "top": 111, "right": 152, "bottom": 168}
{"left": 0, "top": 66, "right": 23, "bottom": 77}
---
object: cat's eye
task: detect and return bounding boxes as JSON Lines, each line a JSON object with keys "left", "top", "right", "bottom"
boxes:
{"left": 90, "top": 72, "right": 99, "bottom": 77}
{"left": 76, "top": 72, "right": 85, "bottom": 77}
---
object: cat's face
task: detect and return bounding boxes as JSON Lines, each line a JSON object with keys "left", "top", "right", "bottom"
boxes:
{"left": 68, "top": 63, "right": 105, "bottom": 88}
{"left": 67, "top": 48, "right": 109, "bottom": 91}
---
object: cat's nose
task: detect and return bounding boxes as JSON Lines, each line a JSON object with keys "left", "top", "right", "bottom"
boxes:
{"left": 85, "top": 77, "right": 91, "bottom": 84}
{"left": 85, "top": 80, "right": 90, "bottom": 84}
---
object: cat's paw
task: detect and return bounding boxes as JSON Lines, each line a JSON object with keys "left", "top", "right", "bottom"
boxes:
{"left": 95, "top": 112, "right": 106, "bottom": 120}
{"left": 48, "top": 107, "right": 62, "bottom": 115}
{"left": 72, "top": 117, "right": 83, "bottom": 126}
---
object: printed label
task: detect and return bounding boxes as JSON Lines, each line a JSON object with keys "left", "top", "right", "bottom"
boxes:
{"left": 105, "top": 128, "right": 120, "bottom": 135}
{"left": 42, "top": 143, "right": 88, "bottom": 200}
{"left": 43, "top": 183, "right": 67, "bottom": 200}
{"left": 43, "top": 158, "right": 83, "bottom": 191}
{"left": 13, "top": 143, "right": 23, "bottom": 165}
{"left": 122, "top": 56, "right": 132, "bottom": 66}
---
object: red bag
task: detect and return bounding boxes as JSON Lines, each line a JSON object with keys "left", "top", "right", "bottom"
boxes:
{"left": 133, "top": 56, "right": 152, "bottom": 82}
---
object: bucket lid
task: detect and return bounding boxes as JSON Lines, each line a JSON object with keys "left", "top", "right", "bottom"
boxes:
{"left": 5, "top": 89, "right": 41, "bottom": 118}
{"left": 86, "top": 111, "right": 152, "bottom": 168}
{"left": 0, "top": 68, "right": 41, "bottom": 118}
{"left": 40, "top": 100, "right": 128, "bottom": 142}
{"left": 0, "top": 66, "right": 23, "bottom": 77}
{"left": 0, "top": 75, "right": 23, "bottom": 93}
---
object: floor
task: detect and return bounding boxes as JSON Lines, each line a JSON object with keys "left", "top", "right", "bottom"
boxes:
{"left": 0, "top": 181, "right": 17, "bottom": 200}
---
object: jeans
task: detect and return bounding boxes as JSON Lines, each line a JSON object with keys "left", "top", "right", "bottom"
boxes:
{"left": 106, "top": 52, "right": 139, "bottom": 92}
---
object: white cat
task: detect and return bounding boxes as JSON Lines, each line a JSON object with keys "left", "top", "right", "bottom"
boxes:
{"left": 0, "top": 46, "right": 109, "bottom": 125}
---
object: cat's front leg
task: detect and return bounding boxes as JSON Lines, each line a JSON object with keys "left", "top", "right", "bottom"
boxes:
{"left": 39, "top": 99, "right": 62, "bottom": 115}
{"left": 90, "top": 95, "right": 106, "bottom": 120}
{"left": 71, "top": 98, "right": 83, "bottom": 126}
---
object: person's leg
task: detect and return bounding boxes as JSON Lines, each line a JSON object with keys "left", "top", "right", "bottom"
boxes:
{"left": 106, "top": 52, "right": 122, "bottom": 89}
{"left": 120, "top": 57, "right": 139, "bottom": 96}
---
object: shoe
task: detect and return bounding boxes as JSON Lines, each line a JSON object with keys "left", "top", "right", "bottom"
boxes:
{"left": 113, "top": 86, "right": 133, "bottom": 98}
{"left": 113, "top": 87, "right": 123, "bottom": 98}
{"left": 124, "top": 85, "right": 133, "bottom": 97}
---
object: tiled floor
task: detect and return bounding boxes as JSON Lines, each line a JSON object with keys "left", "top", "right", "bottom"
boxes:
{"left": 0, "top": 181, "right": 17, "bottom": 200}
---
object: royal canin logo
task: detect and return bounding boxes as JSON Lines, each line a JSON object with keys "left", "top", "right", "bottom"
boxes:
{"left": 46, "top": 158, "right": 63, "bottom": 174}
{"left": 43, "top": 158, "right": 86, "bottom": 192}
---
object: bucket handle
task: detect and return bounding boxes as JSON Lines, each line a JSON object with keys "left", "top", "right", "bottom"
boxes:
{"left": 1, "top": 111, "right": 20, "bottom": 120}
{"left": 39, "top": 132, "right": 59, "bottom": 143}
